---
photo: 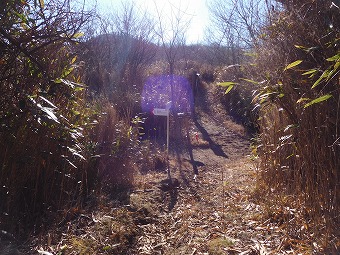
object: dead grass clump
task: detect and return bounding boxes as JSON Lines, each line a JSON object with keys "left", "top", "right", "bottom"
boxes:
{"left": 35, "top": 199, "right": 140, "bottom": 255}
{"left": 136, "top": 140, "right": 168, "bottom": 174}
{"left": 251, "top": 180, "right": 338, "bottom": 254}
{"left": 95, "top": 104, "right": 139, "bottom": 191}
{"left": 207, "top": 237, "right": 234, "bottom": 255}
{"left": 200, "top": 63, "right": 216, "bottom": 83}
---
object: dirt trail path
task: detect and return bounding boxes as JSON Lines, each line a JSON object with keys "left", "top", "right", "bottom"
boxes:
{"left": 129, "top": 108, "right": 277, "bottom": 254}
{"left": 21, "top": 87, "right": 293, "bottom": 255}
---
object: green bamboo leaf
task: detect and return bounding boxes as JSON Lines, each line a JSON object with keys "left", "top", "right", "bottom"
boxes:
{"left": 326, "top": 54, "right": 340, "bottom": 62}
{"left": 294, "top": 45, "right": 319, "bottom": 52}
{"left": 72, "top": 110, "right": 81, "bottom": 115}
{"left": 327, "top": 69, "right": 336, "bottom": 80}
{"left": 296, "top": 97, "right": 310, "bottom": 104}
{"left": 302, "top": 69, "right": 318, "bottom": 76}
{"left": 294, "top": 45, "right": 307, "bottom": 49}
{"left": 39, "top": 96, "right": 57, "bottom": 109}
{"left": 40, "top": 106, "right": 60, "bottom": 123}
{"left": 312, "top": 76, "right": 323, "bottom": 88}
{"left": 61, "top": 66, "right": 74, "bottom": 78}
{"left": 224, "top": 85, "right": 234, "bottom": 94}
{"left": 72, "top": 32, "right": 84, "bottom": 38}
{"left": 284, "top": 60, "right": 303, "bottom": 71}
{"left": 304, "top": 94, "right": 332, "bottom": 108}
{"left": 312, "top": 69, "right": 329, "bottom": 88}
{"left": 71, "top": 56, "right": 77, "bottom": 64}
{"left": 334, "top": 61, "right": 340, "bottom": 71}
{"left": 75, "top": 87, "right": 84, "bottom": 92}
{"left": 14, "top": 11, "right": 27, "bottom": 23}
{"left": 218, "top": 82, "right": 238, "bottom": 87}
{"left": 240, "top": 78, "right": 259, "bottom": 84}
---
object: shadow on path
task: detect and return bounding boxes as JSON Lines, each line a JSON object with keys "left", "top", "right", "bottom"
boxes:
{"left": 186, "top": 129, "right": 199, "bottom": 175}
{"left": 169, "top": 128, "right": 201, "bottom": 202}
{"left": 168, "top": 189, "right": 178, "bottom": 211}
{"left": 193, "top": 115, "right": 228, "bottom": 158}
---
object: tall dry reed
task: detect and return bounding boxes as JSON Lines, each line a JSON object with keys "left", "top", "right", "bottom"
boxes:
{"left": 253, "top": 0, "right": 339, "bottom": 247}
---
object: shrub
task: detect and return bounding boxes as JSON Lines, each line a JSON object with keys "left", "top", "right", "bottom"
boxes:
{"left": 214, "top": 64, "right": 258, "bottom": 134}
{"left": 0, "top": 0, "right": 96, "bottom": 235}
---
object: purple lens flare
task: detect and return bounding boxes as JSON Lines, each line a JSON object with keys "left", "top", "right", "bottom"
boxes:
{"left": 141, "top": 75, "right": 194, "bottom": 114}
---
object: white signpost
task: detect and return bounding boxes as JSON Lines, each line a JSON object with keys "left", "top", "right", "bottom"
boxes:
{"left": 152, "top": 108, "right": 169, "bottom": 116}
{"left": 152, "top": 102, "right": 171, "bottom": 179}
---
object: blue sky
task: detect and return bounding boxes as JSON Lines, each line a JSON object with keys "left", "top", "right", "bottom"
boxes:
{"left": 96, "top": 0, "right": 210, "bottom": 44}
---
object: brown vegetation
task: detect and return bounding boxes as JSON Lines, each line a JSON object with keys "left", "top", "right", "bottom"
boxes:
{"left": 0, "top": 0, "right": 339, "bottom": 254}
{"left": 251, "top": 0, "right": 340, "bottom": 250}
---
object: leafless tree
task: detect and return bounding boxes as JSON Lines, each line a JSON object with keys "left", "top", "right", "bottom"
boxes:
{"left": 153, "top": 0, "right": 191, "bottom": 75}
{"left": 85, "top": 1, "right": 157, "bottom": 85}
{"left": 152, "top": 0, "right": 192, "bottom": 108}
{"left": 83, "top": 1, "right": 157, "bottom": 117}
{"left": 207, "top": 0, "right": 276, "bottom": 49}
{"left": 111, "top": 1, "right": 157, "bottom": 88}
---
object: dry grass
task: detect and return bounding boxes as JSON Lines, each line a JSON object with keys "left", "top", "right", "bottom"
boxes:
{"left": 207, "top": 237, "right": 235, "bottom": 255}
{"left": 95, "top": 105, "right": 137, "bottom": 190}
{"left": 252, "top": 1, "right": 340, "bottom": 251}
{"left": 189, "top": 134, "right": 210, "bottom": 148}
{"left": 211, "top": 65, "right": 258, "bottom": 134}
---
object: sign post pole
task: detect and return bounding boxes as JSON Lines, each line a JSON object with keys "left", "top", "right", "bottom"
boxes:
{"left": 152, "top": 102, "right": 172, "bottom": 179}
{"left": 165, "top": 102, "right": 171, "bottom": 180}
{"left": 166, "top": 110, "right": 170, "bottom": 179}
